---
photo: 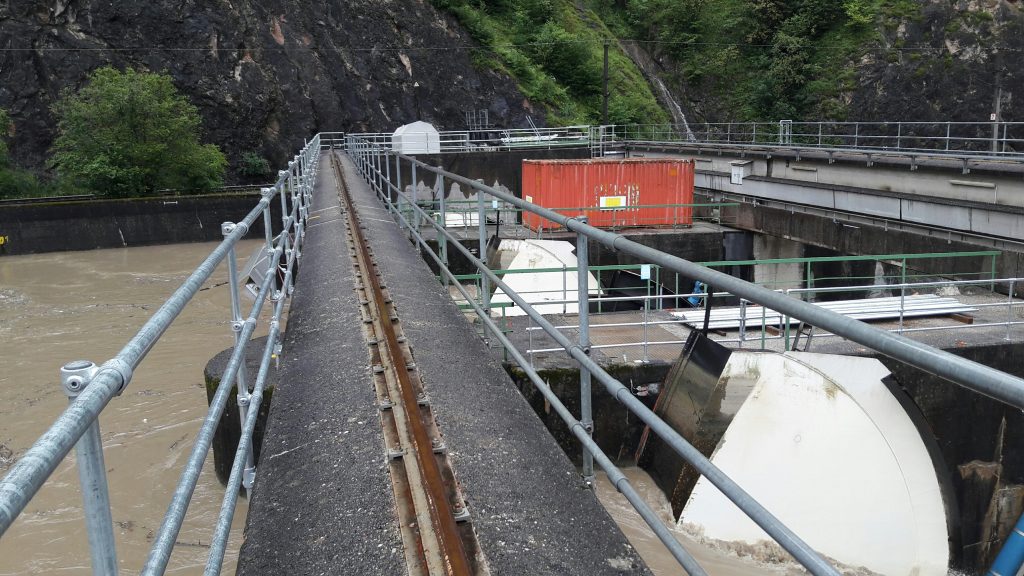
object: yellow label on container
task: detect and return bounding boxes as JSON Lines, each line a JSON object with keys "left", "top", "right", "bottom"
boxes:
{"left": 599, "top": 196, "right": 627, "bottom": 209}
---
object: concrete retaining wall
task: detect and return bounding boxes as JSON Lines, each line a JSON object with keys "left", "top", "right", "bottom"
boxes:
{"left": 0, "top": 193, "right": 280, "bottom": 256}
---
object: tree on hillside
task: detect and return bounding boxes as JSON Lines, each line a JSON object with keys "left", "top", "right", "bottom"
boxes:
{"left": 0, "top": 109, "right": 48, "bottom": 199}
{"left": 51, "top": 67, "right": 226, "bottom": 197}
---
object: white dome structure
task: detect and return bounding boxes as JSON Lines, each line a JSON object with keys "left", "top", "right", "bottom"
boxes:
{"left": 392, "top": 121, "right": 440, "bottom": 154}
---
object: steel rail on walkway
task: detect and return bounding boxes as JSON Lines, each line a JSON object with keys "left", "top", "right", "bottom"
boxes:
{"left": 346, "top": 135, "right": 1024, "bottom": 575}
{"left": 0, "top": 136, "right": 319, "bottom": 575}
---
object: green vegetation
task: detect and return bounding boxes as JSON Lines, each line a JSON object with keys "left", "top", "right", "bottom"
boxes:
{"left": 51, "top": 67, "right": 226, "bottom": 197}
{"left": 239, "top": 151, "right": 272, "bottom": 180}
{"left": 430, "top": 0, "right": 669, "bottom": 125}
{"left": 587, "top": 0, "right": 920, "bottom": 120}
{"left": 0, "top": 109, "right": 55, "bottom": 200}
{"left": 433, "top": 0, "right": 925, "bottom": 123}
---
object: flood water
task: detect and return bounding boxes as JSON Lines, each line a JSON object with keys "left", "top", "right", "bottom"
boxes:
{"left": 594, "top": 467, "right": 804, "bottom": 575}
{"left": 0, "top": 240, "right": 267, "bottom": 575}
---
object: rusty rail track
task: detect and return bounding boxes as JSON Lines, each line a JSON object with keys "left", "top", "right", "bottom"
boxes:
{"left": 329, "top": 151, "right": 480, "bottom": 576}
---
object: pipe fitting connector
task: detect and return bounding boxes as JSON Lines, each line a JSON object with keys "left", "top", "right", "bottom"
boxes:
{"left": 61, "top": 360, "right": 98, "bottom": 398}
{"left": 568, "top": 344, "right": 590, "bottom": 357}
{"left": 99, "top": 358, "right": 134, "bottom": 396}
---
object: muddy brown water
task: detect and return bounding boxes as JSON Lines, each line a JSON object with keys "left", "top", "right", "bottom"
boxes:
{"left": 594, "top": 467, "right": 806, "bottom": 575}
{"left": 0, "top": 240, "right": 270, "bottom": 575}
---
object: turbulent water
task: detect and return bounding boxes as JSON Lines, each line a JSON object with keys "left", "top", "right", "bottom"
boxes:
{"left": 594, "top": 467, "right": 808, "bottom": 575}
{"left": 0, "top": 240, "right": 268, "bottom": 575}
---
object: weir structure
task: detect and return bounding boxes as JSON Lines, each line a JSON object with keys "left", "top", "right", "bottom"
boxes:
{"left": 1, "top": 124, "right": 1024, "bottom": 575}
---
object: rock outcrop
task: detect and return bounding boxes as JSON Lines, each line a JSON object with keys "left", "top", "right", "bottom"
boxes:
{"left": 0, "top": 0, "right": 536, "bottom": 176}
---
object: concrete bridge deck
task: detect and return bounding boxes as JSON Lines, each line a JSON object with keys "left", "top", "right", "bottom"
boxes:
{"left": 237, "top": 154, "right": 649, "bottom": 575}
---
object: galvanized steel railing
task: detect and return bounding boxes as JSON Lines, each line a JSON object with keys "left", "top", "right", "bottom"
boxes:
{"left": 518, "top": 277, "right": 1024, "bottom": 360}
{"left": 606, "top": 120, "right": 1024, "bottom": 160}
{"left": 0, "top": 135, "right": 320, "bottom": 575}
{"left": 327, "top": 120, "right": 1024, "bottom": 161}
{"left": 345, "top": 134, "right": 1024, "bottom": 575}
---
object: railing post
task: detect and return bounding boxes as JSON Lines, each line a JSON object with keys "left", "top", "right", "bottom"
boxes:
{"left": 262, "top": 188, "right": 279, "bottom": 300}
{"left": 395, "top": 155, "right": 404, "bottom": 231}
{"left": 439, "top": 170, "right": 448, "bottom": 285}
{"left": 1007, "top": 279, "right": 1015, "bottom": 342}
{"left": 478, "top": 189, "right": 490, "bottom": 316}
{"left": 412, "top": 162, "right": 420, "bottom": 232}
{"left": 562, "top": 264, "right": 568, "bottom": 314}
{"left": 61, "top": 361, "right": 118, "bottom": 576}
{"left": 222, "top": 222, "right": 256, "bottom": 490}
{"left": 385, "top": 150, "right": 393, "bottom": 212}
{"left": 576, "top": 217, "right": 594, "bottom": 485}
{"left": 739, "top": 299, "right": 747, "bottom": 349}
{"left": 783, "top": 288, "right": 791, "bottom": 350}
{"left": 643, "top": 286, "right": 650, "bottom": 362}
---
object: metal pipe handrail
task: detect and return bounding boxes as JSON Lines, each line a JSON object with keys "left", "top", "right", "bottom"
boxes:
{"left": 347, "top": 135, "right": 1024, "bottom": 573}
{"left": 350, "top": 140, "right": 841, "bottom": 574}
{"left": 390, "top": 150, "right": 1024, "bottom": 409}
{"left": 342, "top": 120, "right": 1024, "bottom": 160}
{"left": 0, "top": 135, "right": 320, "bottom": 576}
{"left": 354, "top": 150, "right": 710, "bottom": 574}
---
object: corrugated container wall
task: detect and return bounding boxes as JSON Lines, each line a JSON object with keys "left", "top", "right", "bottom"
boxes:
{"left": 521, "top": 159, "right": 695, "bottom": 231}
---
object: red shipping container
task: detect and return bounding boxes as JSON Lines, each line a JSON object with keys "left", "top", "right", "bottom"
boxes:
{"left": 521, "top": 158, "right": 695, "bottom": 231}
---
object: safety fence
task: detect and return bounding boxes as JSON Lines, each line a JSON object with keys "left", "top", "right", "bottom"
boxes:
{"left": 325, "top": 120, "right": 1024, "bottom": 161}
{"left": 603, "top": 120, "right": 1024, "bottom": 158}
{"left": 517, "top": 277, "right": 1024, "bottom": 363}
{"left": 0, "top": 136, "right": 320, "bottom": 575}
{"left": 345, "top": 134, "right": 1024, "bottom": 575}
{"left": 443, "top": 252, "right": 1007, "bottom": 361}
{"left": 406, "top": 199, "right": 741, "bottom": 232}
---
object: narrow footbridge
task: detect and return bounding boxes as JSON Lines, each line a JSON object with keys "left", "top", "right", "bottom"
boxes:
{"left": 3, "top": 126, "right": 1024, "bottom": 576}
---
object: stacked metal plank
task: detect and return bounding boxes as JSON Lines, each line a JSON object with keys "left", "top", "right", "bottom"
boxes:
{"left": 670, "top": 294, "right": 976, "bottom": 330}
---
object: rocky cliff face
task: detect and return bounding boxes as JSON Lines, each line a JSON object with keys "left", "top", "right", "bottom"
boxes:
{"left": 850, "top": 0, "right": 1023, "bottom": 124}
{"left": 0, "top": 0, "right": 535, "bottom": 176}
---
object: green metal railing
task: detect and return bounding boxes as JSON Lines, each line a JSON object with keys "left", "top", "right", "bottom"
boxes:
{"left": 447, "top": 251, "right": 999, "bottom": 316}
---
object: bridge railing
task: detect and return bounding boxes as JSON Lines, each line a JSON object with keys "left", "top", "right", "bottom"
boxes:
{"left": 0, "top": 137, "right": 320, "bottom": 574}
{"left": 605, "top": 120, "right": 1024, "bottom": 159}
{"left": 339, "top": 125, "right": 593, "bottom": 153}
{"left": 331, "top": 120, "right": 1024, "bottom": 161}
{"left": 345, "top": 134, "right": 1024, "bottom": 575}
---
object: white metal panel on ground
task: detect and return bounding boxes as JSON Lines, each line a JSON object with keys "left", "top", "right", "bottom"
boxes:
{"left": 489, "top": 239, "right": 600, "bottom": 317}
{"left": 680, "top": 352, "right": 949, "bottom": 575}
{"left": 670, "top": 294, "right": 976, "bottom": 330}
{"left": 443, "top": 212, "right": 480, "bottom": 227}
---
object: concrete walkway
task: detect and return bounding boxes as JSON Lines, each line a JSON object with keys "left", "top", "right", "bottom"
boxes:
{"left": 237, "top": 154, "right": 650, "bottom": 575}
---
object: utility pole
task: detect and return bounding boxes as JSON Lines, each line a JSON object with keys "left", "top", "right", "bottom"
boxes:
{"left": 992, "top": 78, "right": 1003, "bottom": 153}
{"left": 602, "top": 41, "right": 609, "bottom": 126}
